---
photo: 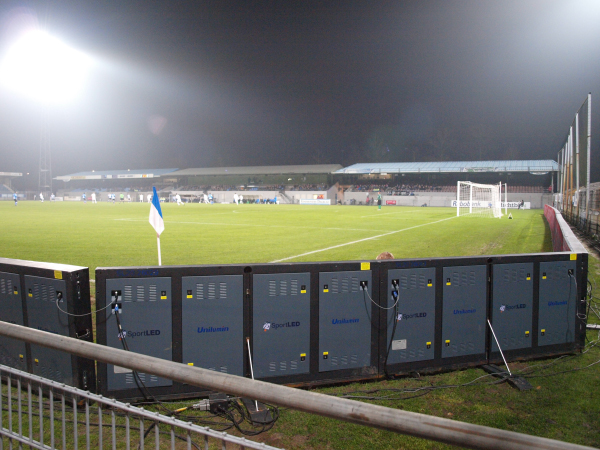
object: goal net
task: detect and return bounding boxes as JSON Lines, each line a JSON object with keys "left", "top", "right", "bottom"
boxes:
{"left": 456, "top": 181, "right": 503, "bottom": 218}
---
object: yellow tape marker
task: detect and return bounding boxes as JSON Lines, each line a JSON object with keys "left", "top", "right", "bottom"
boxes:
{"left": 187, "top": 363, "right": 194, "bottom": 366}
{"left": 570, "top": 254, "right": 577, "bottom": 260}
{"left": 361, "top": 262, "right": 370, "bottom": 270}
{"left": 54, "top": 271, "right": 62, "bottom": 280}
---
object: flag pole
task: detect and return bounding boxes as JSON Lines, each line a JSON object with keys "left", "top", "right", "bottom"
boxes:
{"left": 149, "top": 186, "right": 165, "bottom": 266}
{"left": 157, "top": 233, "right": 162, "bottom": 266}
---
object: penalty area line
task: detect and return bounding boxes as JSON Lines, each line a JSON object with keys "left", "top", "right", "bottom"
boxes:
{"left": 270, "top": 215, "right": 458, "bottom": 263}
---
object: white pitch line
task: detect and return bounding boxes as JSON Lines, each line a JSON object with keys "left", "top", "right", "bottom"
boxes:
{"left": 113, "top": 218, "right": 387, "bottom": 233}
{"left": 270, "top": 215, "right": 458, "bottom": 263}
{"left": 359, "top": 209, "right": 427, "bottom": 218}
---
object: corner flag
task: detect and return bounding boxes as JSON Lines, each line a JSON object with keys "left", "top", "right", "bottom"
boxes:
{"left": 149, "top": 187, "right": 164, "bottom": 236}
{"left": 149, "top": 187, "right": 164, "bottom": 265}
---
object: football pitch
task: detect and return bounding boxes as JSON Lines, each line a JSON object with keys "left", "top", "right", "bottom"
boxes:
{"left": 1, "top": 201, "right": 552, "bottom": 274}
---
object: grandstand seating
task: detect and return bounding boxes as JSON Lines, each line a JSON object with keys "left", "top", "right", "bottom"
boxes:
{"left": 344, "top": 183, "right": 549, "bottom": 194}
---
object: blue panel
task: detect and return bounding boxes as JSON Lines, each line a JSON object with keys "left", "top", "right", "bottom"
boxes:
{"left": 253, "top": 273, "right": 310, "bottom": 378}
{"left": 386, "top": 268, "right": 435, "bottom": 364}
{"left": 0, "top": 272, "right": 26, "bottom": 371}
{"left": 491, "top": 263, "right": 534, "bottom": 351}
{"left": 25, "top": 276, "right": 71, "bottom": 384}
{"left": 319, "top": 271, "right": 372, "bottom": 372}
{"left": 538, "top": 261, "right": 577, "bottom": 346}
{"left": 182, "top": 275, "right": 244, "bottom": 376}
{"left": 442, "top": 265, "right": 487, "bottom": 358}
{"left": 105, "top": 278, "right": 172, "bottom": 390}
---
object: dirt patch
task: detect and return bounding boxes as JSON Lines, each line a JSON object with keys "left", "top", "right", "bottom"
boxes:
{"left": 257, "top": 432, "right": 284, "bottom": 447}
{"left": 291, "top": 434, "right": 310, "bottom": 447}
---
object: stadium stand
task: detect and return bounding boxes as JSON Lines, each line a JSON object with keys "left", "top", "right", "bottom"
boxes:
{"left": 51, "top": 160, "right": 558, "bottom": 207}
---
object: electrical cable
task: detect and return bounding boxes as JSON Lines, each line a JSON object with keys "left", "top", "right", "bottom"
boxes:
{"left": 383, "top": 292, "right": 400, "bottom": 379}
{"left": 361, "top": 289, "right": 388, "bottom": 331}
{"left": 55, "top": 294, "right": 114, "bottom": 317}
{"left": 112, "top": 307, "right": 174, "bottom": 414}
{"left": 110, "top": 306, "right": 279, "bottom": 435}
{"left": 565, "top": 273, "right": 574, "bottom": 342}
{"left": 364, "top": 287, "right": 399, "bottom": 310}
{"left": 336, "top": 371, "right": 509, "bottom": 401}
{"left": 333, "top": 327, "right": 600, "bottom": 402}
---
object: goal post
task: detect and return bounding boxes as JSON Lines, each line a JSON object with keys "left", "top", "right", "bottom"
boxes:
{"left": 456, "top": 181, "right": 503, "bottom": 218}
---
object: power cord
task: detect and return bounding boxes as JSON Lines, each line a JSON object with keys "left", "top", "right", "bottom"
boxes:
{"left": 55, "top": 292, "right": 114, "bottom": 317}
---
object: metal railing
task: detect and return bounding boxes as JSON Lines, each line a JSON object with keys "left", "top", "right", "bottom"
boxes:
{"left": 0, "top": 364, "right": 282, "bottom": 450}
{"left": 0, "top": 321, "right": 596, "bottom": 450}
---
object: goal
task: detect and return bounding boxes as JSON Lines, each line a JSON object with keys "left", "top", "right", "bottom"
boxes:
{"left": 456, "top": 181, "right": 504, "bottom": 218}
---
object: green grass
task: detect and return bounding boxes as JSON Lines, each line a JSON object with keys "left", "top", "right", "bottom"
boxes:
{"left": 1, "top": 201, "right": 598, "bottom": 449}
{"left": 0, "top": 201, "right": 551, "bottom": 271}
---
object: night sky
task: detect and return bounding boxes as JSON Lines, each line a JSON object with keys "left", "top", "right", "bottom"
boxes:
{"left": 0, "top": 1, "right": 599, "bottom": 179}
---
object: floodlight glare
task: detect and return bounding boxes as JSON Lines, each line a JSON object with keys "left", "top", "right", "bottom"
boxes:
{"left": 0, "top": 29, "right": 90, "bottom": 103}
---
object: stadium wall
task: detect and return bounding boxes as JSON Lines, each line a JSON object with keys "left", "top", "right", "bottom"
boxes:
{"left": 344, "top": 192, "right": 552, "bottom": 208}
{"left": 544, "top": 205, "right": 587, "bottom": 253}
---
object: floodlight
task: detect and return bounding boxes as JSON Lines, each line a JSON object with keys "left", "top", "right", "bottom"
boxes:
{"left": 0, "top": 29, "right": 90, "bottom": 103}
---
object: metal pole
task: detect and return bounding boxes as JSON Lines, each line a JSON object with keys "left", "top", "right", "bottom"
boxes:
{"left": 559, "top": 148, "right": 564, "bottom": 211}
{"left": 0, "top": 322, "right": 592, "bottom": 450}
{"left": 456, "top": 181, "right": 460, "bottom": 217}
{"left": 563, "top": 147, "right": 568, "bottom": 211}
{"left": 568, "top": 128, "right": 573, "bottom": 217}
{"left": 246, "top": 338, "right": 259, "bottom": 411}
{"left": 586, "top": 93, "right": 591, "bottom": 227}
{"left": 469, "top": 182, "right": 473, "bottom": 214}
{"left": 487, "top": 320, "right": 511, "bottom": 376}
{"left": 575, "top": 114, "right": 580, "bottom": 222}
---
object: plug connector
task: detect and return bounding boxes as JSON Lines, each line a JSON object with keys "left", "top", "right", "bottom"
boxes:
{"left": 209, "top": 393, "right": 229, "bottom": 414}
{"left": 360, "top": 280, "right": 368, "bottom": 290}
{"left": 192, "top": 399, "right": 210, "bottom": 411}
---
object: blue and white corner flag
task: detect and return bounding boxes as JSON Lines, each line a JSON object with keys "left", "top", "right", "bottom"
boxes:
{"left": 149, "top": 187, "right": 164, "bottom": 236}
{"left": 149, "top": 187, "right": 164, "bottom": 266}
